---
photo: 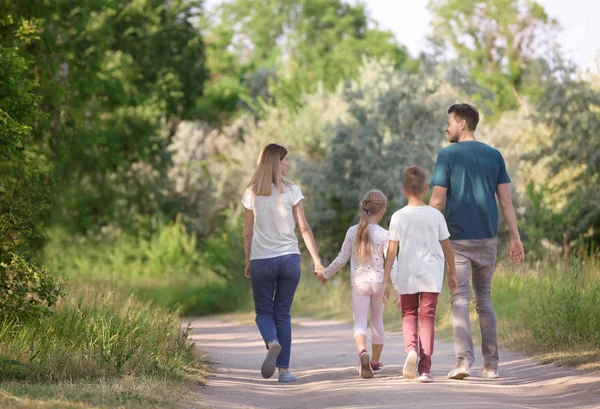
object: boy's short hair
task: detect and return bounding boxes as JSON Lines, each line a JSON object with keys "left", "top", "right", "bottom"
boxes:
{"left": 403, "top": 166, "right": 427, "bottom": 195}
{"left": 448, "top": 103, "right": 479, "bottom": 131}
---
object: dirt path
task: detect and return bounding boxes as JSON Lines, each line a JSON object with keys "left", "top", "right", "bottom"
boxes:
{"left": 186, "top": 317, "right": 600, "bottom": 409}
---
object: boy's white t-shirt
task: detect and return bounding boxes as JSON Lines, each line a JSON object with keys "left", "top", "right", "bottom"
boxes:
{"left": 241, "top": 183, "right": 304, "bottom": 260}
{"left": 388, "top": 205, "right": 450, "bottom": 294}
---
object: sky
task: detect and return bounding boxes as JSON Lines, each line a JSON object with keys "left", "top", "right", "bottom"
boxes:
{"left": 363, "top": 0, "right": 600, "bottom": 71}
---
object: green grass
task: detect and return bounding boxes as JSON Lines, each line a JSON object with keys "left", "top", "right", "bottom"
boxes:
{"left": 293, "top": 254, "right": 600, "bottom": 372}
{"left": 0, "top": 282, "right": 207, "bottom": 408}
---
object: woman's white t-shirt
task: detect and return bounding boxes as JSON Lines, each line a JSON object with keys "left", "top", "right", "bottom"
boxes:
{"left": 388, "top": 205, "right": 450, "bottom": 294}
{"left": 241, "top": 183, "right": 304, "bottom": 260}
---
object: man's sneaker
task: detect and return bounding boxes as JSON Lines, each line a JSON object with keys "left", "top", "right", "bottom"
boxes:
{"left": 447, "top": 365, "right": 471, "bottom": 380}
{"left": 370, "top": 361, "right": 382, "bottom": 371}
{"left": 402, "top": 350, "right": 418, "bottom": 380}
{"left": 278, "top": 371, "right": 297, "bottom": 382}
{"left": 480, "top": 367, "right": 500, "bottom": 379}
{"left": 359, "top": 351, "right": 374, "bottom": 379}
{"left": 418, "top": 372, "right": 434, "bottom": 383}
{"left": 261, "top": 340, "right": 281, "bottom": 378}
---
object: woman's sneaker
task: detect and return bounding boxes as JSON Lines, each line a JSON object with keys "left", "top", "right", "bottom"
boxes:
{"left": 418, "top": 372, "right": 434, "bottom": 383}
{"left": 402, "top": 350, "right": 418, "bottom": 380}
{"left": 359, "top": 351, "right": 374, "bottom": 379}
{"left": 261, "top": 340, "right": 281, "bottom": 378}
{"left": 278, "top": 371, "right": 297, "bottom": 382}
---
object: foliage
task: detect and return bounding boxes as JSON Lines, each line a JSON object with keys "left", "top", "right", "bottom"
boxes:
{"left": 0, "top": 45, "right": 64, "bottom": 320}
{"left": 301, "top": 59, "right": 452, "bottom": 252}
{"left": 0, "top": 255, "right": 66, "bottom": 321}
{"left": 428, "top": 0, "right": 559, "bottom": 114}
{"left": 0, "top": 0, "right": 208, "bottom": 234}
{"left": 201, "top": 0, "right": 412, "bottom": 114}
{"left": 531, "top": 61, "right": 600, "bottom": 246}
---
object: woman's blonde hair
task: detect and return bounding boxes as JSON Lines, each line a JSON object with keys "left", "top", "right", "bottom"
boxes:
{"left": 248, "top": 143, "right": 290, "bottom": 195}
{"left": 355, "top": 190, "right": 387, "bottom": 264}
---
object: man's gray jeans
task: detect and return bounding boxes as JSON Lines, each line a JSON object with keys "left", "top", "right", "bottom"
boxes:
{"left": 450, "top": 238, "right": 499, "bottom": 370}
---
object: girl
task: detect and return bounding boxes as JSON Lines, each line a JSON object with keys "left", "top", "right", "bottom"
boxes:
{"left": 316, "top": 190, "right": 396, "bottom": 379}
{"left": 242, "top": 143, "right": 323, "bottom": 383}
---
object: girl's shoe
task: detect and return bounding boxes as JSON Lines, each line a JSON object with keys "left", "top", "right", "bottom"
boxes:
{"left": 418, "top": 372, "right": 434, "bottom": 383}
{"left": 402, "top": 350, "right": 418, "bottom": 380}
{"left": 261, "top": 340, "right": 281, "bottom": 378}
{"left": 370, "top": 361, "right": 382, "bottom": 371}
{"left": 359, "top": 351, "right": 374, "bottom": 379}
{"left": 278, "top": 371, "right": 297, "bottom": 382}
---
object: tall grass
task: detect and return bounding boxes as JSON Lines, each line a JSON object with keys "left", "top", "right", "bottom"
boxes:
{"left": 0, "top": 283, "right": 206, "bottom": 408}
{"left": 0, "top": 285, "right": 201, "bottom": 382}
{"left": 293, "top": 253, "right": 600, "bottom": 371}
{"left": 44, "top": 215, "right": 249, "bottom": 316}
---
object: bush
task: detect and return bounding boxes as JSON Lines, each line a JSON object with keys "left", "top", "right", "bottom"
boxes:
{"left": 0, "top": 255, "right": 66, "bottom": 321}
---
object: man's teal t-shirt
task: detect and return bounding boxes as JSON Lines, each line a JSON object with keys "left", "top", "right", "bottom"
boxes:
{"left": 431, "top": 141, "right": 511, "bottom": 240}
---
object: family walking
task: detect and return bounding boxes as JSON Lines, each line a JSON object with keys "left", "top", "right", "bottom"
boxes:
{"left": 241, "top": 104, "right": 525, "bottom": 383}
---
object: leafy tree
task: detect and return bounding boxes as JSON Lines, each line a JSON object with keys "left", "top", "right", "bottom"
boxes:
{"left": 0, "top": 45, "right": 65, "bottom": 319}
{"left": 0, "top": 0, "right": 208, "bottom": 233}
{"left": 201, "top": 0, "right": 411, "bottom": 113}
{"left": 300, "top": 59, "right": 452, "bottom": 252}
{"left": 428, "top": 0, "right": 559, "bottom": 114}
{"left": 531, "top": 62, "right": 600, "bottom": 247}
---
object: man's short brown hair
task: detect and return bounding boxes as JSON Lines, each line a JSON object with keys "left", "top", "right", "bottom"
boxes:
{"left": 448, "top": 104, "right": 479, "bottom": 131}
{"left": 403, "top": 166, "right": 427, "bottom": 195}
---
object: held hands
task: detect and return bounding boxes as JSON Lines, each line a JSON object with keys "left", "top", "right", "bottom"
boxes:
{"left": 509, "top": 236, "right": 525, "bottom": 265}
{"left": 313, "top": 262, "right": 327, "bottom": 284}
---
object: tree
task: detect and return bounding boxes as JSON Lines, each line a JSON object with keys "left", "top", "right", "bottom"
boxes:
{"left": 1, "top": 0, "right": 208, "bottom": 233}
{"left": 201, "top": 0, "right": 412, "bottom": 113}
{"left": 428, "top": 0, "right": 559, "bottom": 114}
{"left": 0, "top": 45, "right": 65, "bottom": 319}
{"left": 531, "top": 62, "right": 600, "bottom": 248}
{"left": 300, "top": 59, "right": 452, "bottom": 252}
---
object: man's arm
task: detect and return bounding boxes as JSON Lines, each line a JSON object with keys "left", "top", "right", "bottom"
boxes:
{"left": 496, "top": 183, "right": 525, "bottom": 264}
{"left": 429, "top": 186, "right": 448, "bottom": 212}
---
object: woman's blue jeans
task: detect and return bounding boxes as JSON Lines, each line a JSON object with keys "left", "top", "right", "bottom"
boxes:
{"left": 250, "top": 254, "right": 301, "bottom": 369}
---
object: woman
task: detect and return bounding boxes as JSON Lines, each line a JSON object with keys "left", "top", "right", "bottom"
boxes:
{"left": 242, "top": 143, "right": 323, "bottom": 383}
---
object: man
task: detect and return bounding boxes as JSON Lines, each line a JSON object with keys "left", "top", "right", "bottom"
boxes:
{"left": 429, "top": 104, "right": 524, "bottom": 380}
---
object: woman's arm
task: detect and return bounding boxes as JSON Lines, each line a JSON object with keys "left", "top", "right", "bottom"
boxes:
{"left": 293, "top": 200, "right": 323, "bottom": 270}
{"left": 243, "top": 208, "right": 254, "bottom": 278}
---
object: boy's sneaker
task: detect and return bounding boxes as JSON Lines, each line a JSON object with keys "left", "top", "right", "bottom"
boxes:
{"left": 278, "top": 371, "right": 297, "bottom": 383}
{"left": 447, "top": 364, "right": 471, "bottom": 380}
{"left": 261, "top": 340, "right": 281, "bottom": 378}
{"left": 480, "top": 366, "right": 500, "bottom": 379}
{"left": 402, "top": 350, "right": 418, "bottom": 380}
{"left": 359, "top": 351, "right": 374, "bottom": 379}
{"left": 418, "top": 372, "right": 434, "bottom": 383}
{"left": 370, "top": 361, "right": 382, "bottom": 371}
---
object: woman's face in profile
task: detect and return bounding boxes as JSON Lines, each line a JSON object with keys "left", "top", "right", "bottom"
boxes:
{"left": 280, "top": 154, "right": 290, "bottom": 176}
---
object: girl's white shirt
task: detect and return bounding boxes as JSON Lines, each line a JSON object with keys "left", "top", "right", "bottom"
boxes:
{"left": 241, "top": 183, "right": 304, "bottom": 260}
{"left": 322, "top": 224, "right": 397, "bottom": 287}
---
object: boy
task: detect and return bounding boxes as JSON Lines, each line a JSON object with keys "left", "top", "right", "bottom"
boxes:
{"left": 382, "top": 166, "right": 458, "bottom": 382}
